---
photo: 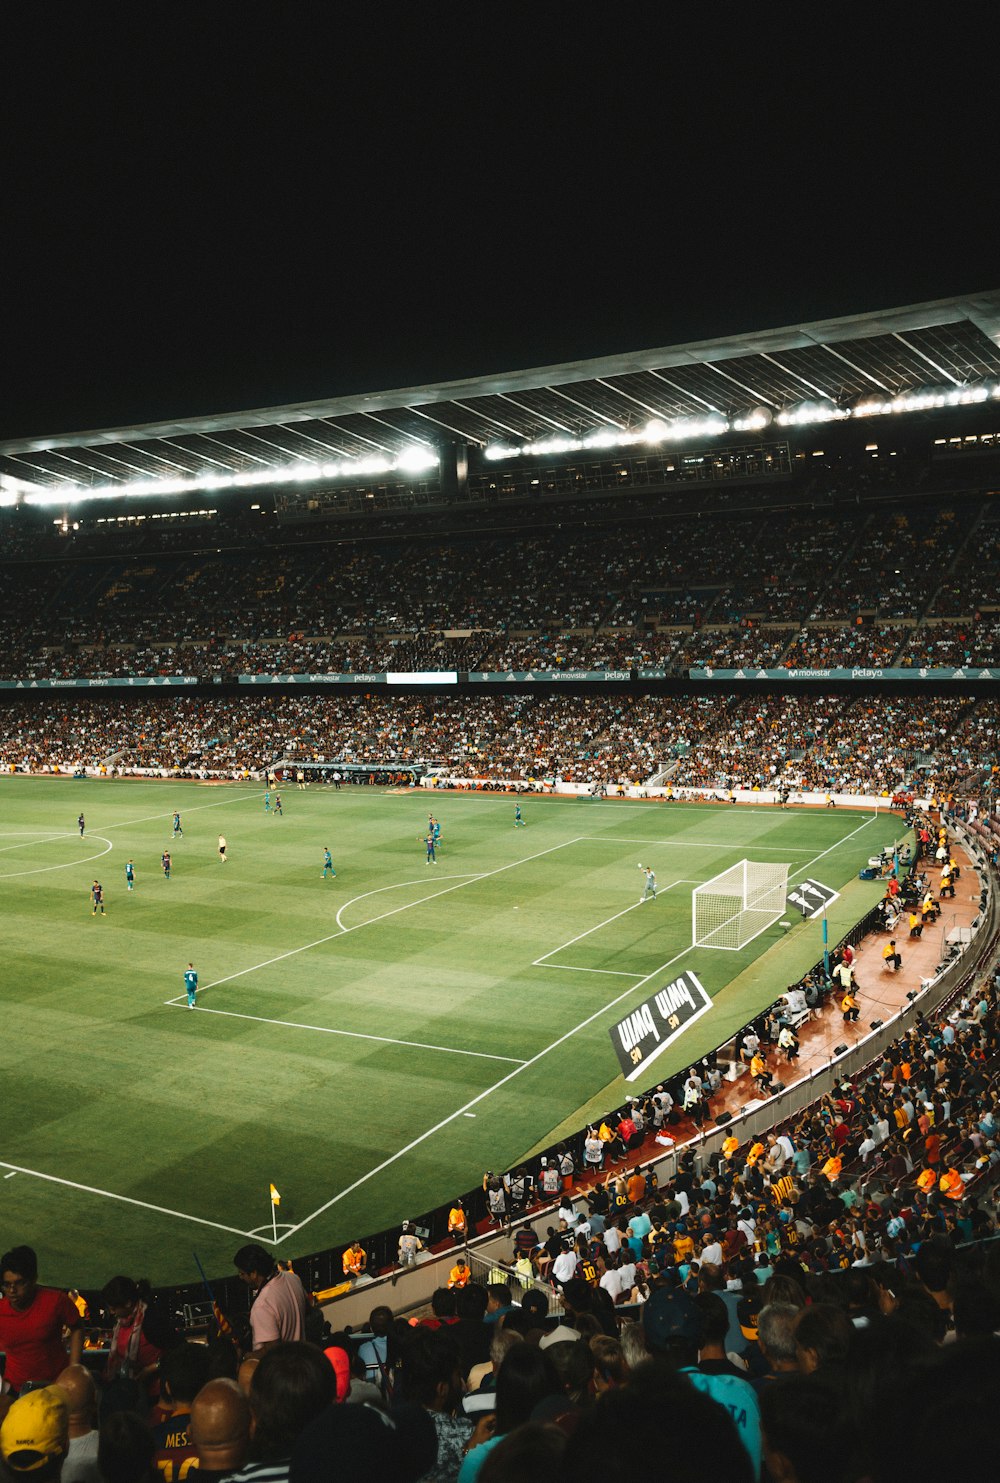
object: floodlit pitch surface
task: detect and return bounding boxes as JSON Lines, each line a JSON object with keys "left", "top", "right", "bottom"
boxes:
{"left": 0, "top": 777, "right": 903, "bottom": 1285}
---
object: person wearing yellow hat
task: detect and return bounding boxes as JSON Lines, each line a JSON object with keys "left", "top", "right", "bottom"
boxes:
{"left": 0, "top": 1386, "right": 69, "bottom": 1480}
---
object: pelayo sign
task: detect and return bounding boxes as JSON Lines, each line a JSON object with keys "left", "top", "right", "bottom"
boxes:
{"left": 610, "top": 970, "right": 712, "bottom": 1083}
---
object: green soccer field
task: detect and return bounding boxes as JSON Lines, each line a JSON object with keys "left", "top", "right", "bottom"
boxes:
{"left": 0, "top": 776, "right": 904, "bottom": 1287}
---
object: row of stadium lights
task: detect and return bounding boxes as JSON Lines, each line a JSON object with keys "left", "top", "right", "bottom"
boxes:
{"left": 3, "top": 381, "right": 998, "bottom": 509}
{"left": 483, "top": 383, "right": 1000, "bottom": 460}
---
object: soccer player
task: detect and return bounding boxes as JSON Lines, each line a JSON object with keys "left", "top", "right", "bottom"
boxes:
{"left": 264, "top": 790, "right": 271, "bottom": 813}
{"left": 431, "top": 814, "right": 441, "bottom": 844}
{"left": 514, "top": 802, "right": 525, "bottom": 827}
{"left": 639, "top": 865, "right": 656, "bottom": 902}
{"left": 218, "top": 835, "right": 227, "bottom": 862}
{"left": 91, "top": 880, "right": 105, "bottom": 915}
{"left": 424, "top": 832, "right": 436, "bottom": 864}
{"left": 172, "top": 811, "right": 183, "bottom": 837}
{"left": 296, "top": 769, "right": 306, "bottom": 790}
{"left": 184, "top": 962, "right": 198, "bottom": 1009}
{"left": 274, "top": 793, "right": 283, "bottom": 816}
{"left": 161, "top": 849, "right": 171, "bottom": 880}
{"left": 125, "top": 859, "right": 135, "bottom": 891}
{"left": 322, "top": 848, "right": 336, "bottom": 878}
{"left": 78, "top": 813, "right": 85, "bottom": 836}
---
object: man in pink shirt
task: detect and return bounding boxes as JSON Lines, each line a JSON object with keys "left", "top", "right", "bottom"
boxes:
{"left": 232, "top": 1245, "right": 308, "bottom": 1354}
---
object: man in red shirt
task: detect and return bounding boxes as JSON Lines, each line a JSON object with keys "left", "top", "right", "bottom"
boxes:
{"left": 0, "top": 1246, "right": 82, "bottom": 1394}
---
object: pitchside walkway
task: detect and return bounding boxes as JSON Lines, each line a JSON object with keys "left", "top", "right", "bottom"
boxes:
{"left": 565, "top": 837, "right": 984, "bottom": 1199}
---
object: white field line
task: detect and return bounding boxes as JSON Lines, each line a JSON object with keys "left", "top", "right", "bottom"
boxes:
{"left": 89, "top": 790, "right": 262, "bottom": 832}
{"left": 0, "top": 831, "right": 74, "bottom": 854}
{"left": 532, "top": 879, "right": 692, "bottom": 968}
{"left": 279, "top": 938, "right": 696, "bottom": 1242}
{"left": 279, "top": 814, "right": 885, "bottom": 1239}
{"left": 0, "top": 1159, "right": 257, "bottom": 1239}
{"left": 163, "top": 836, "right": 584, "bottom": 1005}
{"left": 534, "top": 965, "right": 641, "bottom": 977}
{"left": 787, "top": 812, "right": 879, "bottom": 882}
{"left": 333, "top": 874, "right": 482, "bottom": 934}
{"left": 177, "top": 1004, "right": 526, "bottom": 1063}
{"left": 583, "top": 803, "right": 806, "bottom": 813}
{"left": 577, "top": 836, "right": 821, "bottom": 851}
{"left": 0, "top": 836, "right": 114, "bottom": 879}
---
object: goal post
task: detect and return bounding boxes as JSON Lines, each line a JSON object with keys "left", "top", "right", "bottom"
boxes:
{"left": 692, "top": 859, "right": 789, "bottom": 951}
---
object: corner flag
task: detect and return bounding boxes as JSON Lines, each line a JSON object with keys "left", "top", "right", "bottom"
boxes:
{"left": 270, "top": 1183, "right": 281, "bottom": 1206}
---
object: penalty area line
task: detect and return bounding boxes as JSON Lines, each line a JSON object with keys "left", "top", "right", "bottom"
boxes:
{"left": 160, "top": 1001, "right": 527, "bottom": 1064}
{"left": 533, "top": 878, "right": 690, "bottom": 968}
{"left": 184, "top": 835, "right": 585, "bottom": 997}
{"left": 278, "top": 940, "right": 694, "bottom": 1243}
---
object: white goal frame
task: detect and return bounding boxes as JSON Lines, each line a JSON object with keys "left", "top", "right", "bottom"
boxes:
{"left": 692, "top": 859, "right": 789, "bottom": 951}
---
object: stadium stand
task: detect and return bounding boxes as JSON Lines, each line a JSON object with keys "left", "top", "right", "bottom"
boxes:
{"left": 3, "top": 297, "right": 1000, "bottom": 1479}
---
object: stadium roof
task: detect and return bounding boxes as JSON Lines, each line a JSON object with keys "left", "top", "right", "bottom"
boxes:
{"left": 2, "top": 291, "right": 1000, "bottom": 499}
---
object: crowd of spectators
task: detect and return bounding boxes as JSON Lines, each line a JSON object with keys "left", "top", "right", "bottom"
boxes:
{"left": 2, "top": 493, "right": 998, "bottom": 683}
{"left": 0, "top": 691, "right": 996, "bottom": 796}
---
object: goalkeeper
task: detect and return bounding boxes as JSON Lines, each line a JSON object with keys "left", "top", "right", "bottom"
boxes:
{"left": 639, "top": 865, "right": 657, "bottom": 903}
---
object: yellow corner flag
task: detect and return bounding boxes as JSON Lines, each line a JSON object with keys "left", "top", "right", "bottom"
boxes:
{"left": 269, "top": 1183, "right": 281, "bottom": 1206}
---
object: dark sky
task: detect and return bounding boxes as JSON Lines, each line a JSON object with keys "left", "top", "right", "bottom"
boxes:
{"left": 2, "top": 16, "right": 995, "bottom": 441}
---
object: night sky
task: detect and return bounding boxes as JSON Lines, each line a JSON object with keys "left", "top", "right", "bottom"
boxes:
{"left": 2, "top": 16, "right": 995, "bottom": 442}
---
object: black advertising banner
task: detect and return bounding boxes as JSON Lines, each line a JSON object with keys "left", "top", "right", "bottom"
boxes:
{"left": 786, "top": 878, "right": 840, "bottom": 919}
{"left": 610, "top": 970, "right": 712, "bottom": 1083}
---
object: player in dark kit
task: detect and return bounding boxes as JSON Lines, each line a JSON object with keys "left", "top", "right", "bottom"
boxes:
{"left": 161, "top": 850, "right": 171, "bottom": 880}
{"left": 91, "top": 880, "right": 105, "bottom": 915}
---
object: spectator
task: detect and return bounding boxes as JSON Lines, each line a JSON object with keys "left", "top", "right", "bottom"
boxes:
{"left": 0, "top": 1246, "right": 83, "bottom": 1393}
{"left": 0, "top": 1387, "right": 69, "bottom": 1483}
{"left": 397, "top": 1328, "right": 471, "bottom": 1483}
{"left": 188, "top": 1377, "right": 252, "bottom": 1483}
{"left": 226, "top": 1342, "right": 336, "bottom": 1483}
{"left": 233, "top": 1245, "right": 309, "bottom": 1354}
{"left": 151, "top": 1342, "right": 211, "bottom": 1482}
{"left": 54, "top": 1365, "right": 101, "bottom": 1483}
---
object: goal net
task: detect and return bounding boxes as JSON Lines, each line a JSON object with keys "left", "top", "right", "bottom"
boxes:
{"left": 692, "top": 859, "right": 789, "bottom": 951}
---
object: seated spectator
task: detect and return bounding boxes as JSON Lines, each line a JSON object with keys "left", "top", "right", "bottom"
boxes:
{"left": 0, "top": 1387, "right": 69, "bottom": 1483}
{"left": 151, "top": 1343, "right": 212, "bottom": 1482}
{"left": 188, "top": 1378, "right": 251, "bottom": 1483}
{"left": 227, "top": 1342, "right": 337, "bottom": 1483}
{"left": 55, "top": 1364, "right": 101, "bottom": 1483}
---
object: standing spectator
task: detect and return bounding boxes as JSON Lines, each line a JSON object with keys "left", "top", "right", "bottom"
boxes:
{"left": 0, "top": 1245, "right": 83, "bottom": 1394}
{"left": 102, "top": 1276, "right": 174, "bottom": 1403}
{"left": 233, "top": 1245, "right": 308, "bottom": 1354}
